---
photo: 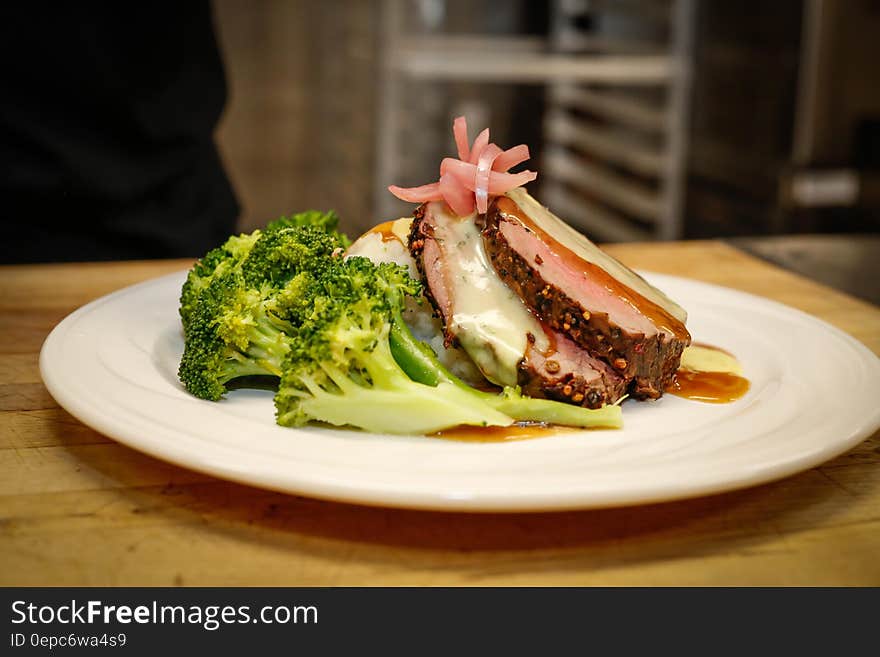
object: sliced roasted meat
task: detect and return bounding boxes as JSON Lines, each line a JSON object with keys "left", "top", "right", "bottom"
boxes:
{"left": 409, "top": 201, "right": 550, "bottom": 387}
{"left": 410, "top": 201, "right": 626, "bottom": 407}
{"left": 519, "top": 329, "right": 627, "bottom": 409}
{"left": 482, "top": 189, "right": 691, "bottom": 399}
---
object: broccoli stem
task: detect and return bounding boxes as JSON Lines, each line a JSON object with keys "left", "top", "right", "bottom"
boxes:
{"left": 388, "top": 309, "right": 622, "bottom": 429}
{"left": 487, "top": 390, "right": 621, "bottom": 428}
{"left": 219, "top": 352, "right": 282, "bottom": 383}
{"left": 280, "top": 336, "right": 514, "bottom": 434}
{"left": 245, "top": 319, "right": 291, "bottom": 377}
{"left": 209, "top": 317, "right": 291, "bottom": 393}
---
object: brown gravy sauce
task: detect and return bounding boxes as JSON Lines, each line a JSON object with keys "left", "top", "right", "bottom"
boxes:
{"left": 366, "top": 220, "right": 401, "bottom": 243}
{"left": 494, "top": 196, "right": 690, "bottom": 342}
{"left": 667, "top": 343, "right": 750, "bottom": 403}
{"left": 667, "top": 370, "right": 750, "bottom": 404}
{"left": 433, "top": 423, "right": 580, "bottom": 443}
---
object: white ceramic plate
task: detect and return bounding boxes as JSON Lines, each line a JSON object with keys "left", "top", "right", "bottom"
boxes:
{"left": 40, "top": 270, "right": 880, "bottom": 512}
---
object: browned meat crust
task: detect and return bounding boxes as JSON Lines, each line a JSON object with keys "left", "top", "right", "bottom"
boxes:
{"left": 407, "top": 203, "right": 457, "bottom": 347}
{"left": 409, "top": 202, "right": 626, "bottom": 407}
{"left": 482, "top": 206, "right": 687, "bottom": 399}
{"left": 517, "top": 331, "right": 627, "bottom": 409}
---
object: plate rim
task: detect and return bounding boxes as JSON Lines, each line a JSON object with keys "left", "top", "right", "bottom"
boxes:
{"left": 39, "top": 269, "right": 880, "bottom": 512}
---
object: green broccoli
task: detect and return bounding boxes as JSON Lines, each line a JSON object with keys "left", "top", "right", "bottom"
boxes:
{"left": 179, "top": 209, "right": 345, "bottom": 330}
{"left": 274, "top": 258, "right": 512, "bottom": 433}
{"left": 177, "top": 271, "right": 297, "bottom": 401}
{"left": 179, "top": 231, "right": 261, "bottom": 330}
{"left": 240, "top": 225, "right": 345, "bottom": 288}
{"left": 274, "top": 256, "right": 622, "bottom": 434}
{"left": 178, "top": 210, "right": 347, "bottom": 400}
{"left": 266, "top": 209, "right": 349, "bottom": 245}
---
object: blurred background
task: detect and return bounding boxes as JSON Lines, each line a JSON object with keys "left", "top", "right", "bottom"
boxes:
{"left": 213, "top": 0, "right": 879, "bottom": 302}
{"left": 216, "top": 0, "right": 880, "bottom": 240}
{"left": 3, "top": 1, "right": 878, "bottom": 300}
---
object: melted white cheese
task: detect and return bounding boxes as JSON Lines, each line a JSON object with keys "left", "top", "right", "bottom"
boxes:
{"left": 505, "top": 188, "right": 688, "bottom": 324}
{"left": 430, "top": 203, "right": 548, "bottom": 387}
{"left": 389, "top": 216, "right": 412, "bottom": 243}
{"left": 679, "top": 345, "right": 742, "bottom": 375}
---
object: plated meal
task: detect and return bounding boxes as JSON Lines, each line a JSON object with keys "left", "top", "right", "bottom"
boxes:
{"left": 178, "top": 118, "right": 747, "bottom": 438}
{"left": 38, "top": 117, "right": 880, "bottom": 510}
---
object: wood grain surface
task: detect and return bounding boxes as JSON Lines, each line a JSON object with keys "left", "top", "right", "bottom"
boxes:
{"left": 1, "top": 242, "right": 878, "bottom": 586}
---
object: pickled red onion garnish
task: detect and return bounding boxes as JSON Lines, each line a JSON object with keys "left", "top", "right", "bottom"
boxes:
{"left": 439, "top": 173, "right": 474, "bottom": 216}
{"left": 440, "top": 158, "right": 537, "bottom": 194}
{"left": 475, "top": 144, "right": 502, "bottom": 214}
{"left": 453, "top": 116, "right": 470, "bottom": 162}
{"left": 494, "top": 144, "right": 530, "bottom": 172}
{"left": 468, "top": 128, "right": 490, "bottom": 165}
{"left": 388, "top": 116, "right": 537, "bottom": 214}
{"left": 386, "top": 181, "right": 442, "bottom": 203}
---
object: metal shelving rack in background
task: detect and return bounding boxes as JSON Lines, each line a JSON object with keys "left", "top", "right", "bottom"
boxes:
{"left": 375, "top": 0, "right": 695, "bottom": 242}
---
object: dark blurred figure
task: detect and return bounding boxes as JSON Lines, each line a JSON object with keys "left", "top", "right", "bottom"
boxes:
{"left": 0, "top": 3, "right": 238, "bottom": 263}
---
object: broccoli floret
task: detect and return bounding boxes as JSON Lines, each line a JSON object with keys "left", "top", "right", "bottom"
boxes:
{"left": 179, "top": 231, "right": 262, "bottom": 330}
{"left": 275, "top": 258, "right": 514, "bottom": 434}
{"left": 240, "top": 225, "right": 347, "bottom": 288}
{"left": 177, "top": 271, "right": 298, "bottom": 401}
{"left": 178, "top": 210, "right": 348, "bottom": 401}
{"left": 179, "top": 209, "right": 346, "bottom": 330}
{"left": 266, "top": 209, "right": 348, "bottom": 245}
{"left": 275, "top": 257, "right": 622, "bottom": 434}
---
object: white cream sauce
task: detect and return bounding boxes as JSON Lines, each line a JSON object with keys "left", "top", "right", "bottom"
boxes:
{"left": 389, "top": 216, "right": 412, "bottom": 243}
{"left": 429, "top": 203, "right": 548, "bottom": 387}
{"left": 679, "top": 345, "right": 742, "bottom": 374}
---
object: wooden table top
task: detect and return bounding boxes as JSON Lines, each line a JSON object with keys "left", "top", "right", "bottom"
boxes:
{"left": 2, "top": 240, "right": 879, "bottom": 586}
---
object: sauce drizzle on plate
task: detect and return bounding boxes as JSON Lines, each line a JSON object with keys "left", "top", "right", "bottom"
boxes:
{"left": 433, "top": 423, "right": 580, "bottom": 442}
{"left": 667, "top": 369, "right": 750, "bottom": 403}
{"left": 667, "top": 343, "right": 750, "bottom": 403}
